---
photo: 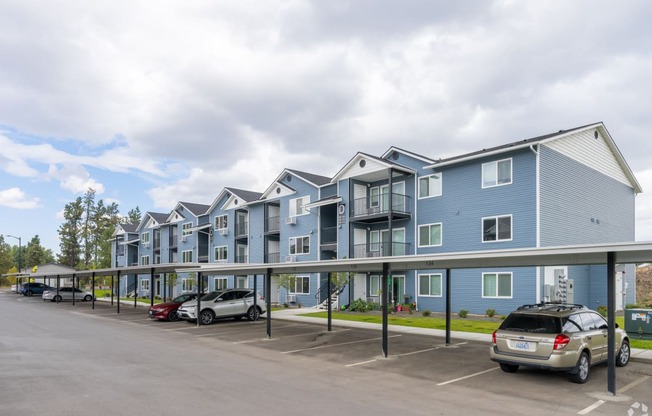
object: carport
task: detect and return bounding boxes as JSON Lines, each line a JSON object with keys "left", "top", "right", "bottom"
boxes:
{"left": 16, "top": 241, "right": 652, "bottom": 396}
{"left": 184, "top": 241, "right": 652, "bottom": 396}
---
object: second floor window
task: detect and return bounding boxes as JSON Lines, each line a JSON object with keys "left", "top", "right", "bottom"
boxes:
{"left": 214, "top": 246, "right": 228, "bottom": 262}
{"left": 482, "top": 158, "right": 512, "bottom": 188}
{"left": 289, "top": 196, "right": 310, "bottom": 217}
{"left": 419, "top": 173, "right": 442, "bottom": 198}
{"left": 141, "top": 255, "right": 150, "bottom": 266}
{"left": 214, "top": 215, "right": 228, "bottom": 230}
{"left": 418, "top": 223, "right": 442, "bottom": 247}
{"left": 141, "top": 232, "right": 150, "bottom": 246}
{"left": 182, "top": 250, "right": 193, "bottom": 263}
{"left": 289, "top": 236, "right": 310, "bottom": 255}
{"left": 182, "top": 222, "right": 193, "bottom": 237}
{"left": 483, "top": 215, "right": 512, "bottom": 242}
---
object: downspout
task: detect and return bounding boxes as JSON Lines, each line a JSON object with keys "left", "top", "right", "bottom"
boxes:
{"left": 530, "top": 144, "right": 541, "bottom": 302}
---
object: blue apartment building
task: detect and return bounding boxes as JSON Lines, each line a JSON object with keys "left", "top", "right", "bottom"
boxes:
{"left": 111, "top": 122, "right": 641, "bottom": 314}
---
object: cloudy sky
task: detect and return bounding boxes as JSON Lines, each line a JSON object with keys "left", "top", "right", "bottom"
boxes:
{"left": 1, "top": 0, "right": 652, "bottom": 252}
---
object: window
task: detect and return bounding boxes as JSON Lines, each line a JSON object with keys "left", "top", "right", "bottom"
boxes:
{"left": 140, "top": 279, "right": 150, "bottom": 292}
{"left": 370, "top": 187, "right": 380, "bottom": 208}
{"left": 182, "top": 222, "right": 193, "bottom": 237}
{"left": 419, "top": 274, "right": 442, "bottom": 297}
{"left": 370, "top": 275, "right": 380, "bottom": 296}
{"left": 141, "top": 231, "right": 150, "bottom": 245}
{"left": 214, "top": 215, "right": 228, "bottom": 230}
{"left": 182, "top": 278, "right": 193, "bottom": 292}
{"left": 482, "top": 273, "right": 512, "bottom": 298}
{"left": 289, "top": 196, "right": 310, "bottom": 217}
{"left": 418, "top": 223, "right": 442, "bottom": 247}
{"left": 419, "top": 173, "right": 442, "bottom": 198}
{"left": 182, "top": 250, "right": 193, "bottom": 263}
{"left": 214, "top": 246, "right": 228, "bottom": 262}
{"left": 141, "top": 255, "right": 150, "bottom": 266}
{"left": 214, "top": 277, "right": 228, "bottom": 290}
{"left": 482, "top": 215, "right": 512, "bottom": 242}
{"left": 289, "top": 236, "right": 310, "bottom": 255}
{"left": 290, "top": 275, "right": 310, "bottom": 294}
{"left": 482, "top": 159, "right": 512, "bottom": 188}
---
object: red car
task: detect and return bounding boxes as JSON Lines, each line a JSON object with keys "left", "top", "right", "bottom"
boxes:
{"left": 148, "top": 293, "right": 198, "bottom": 321}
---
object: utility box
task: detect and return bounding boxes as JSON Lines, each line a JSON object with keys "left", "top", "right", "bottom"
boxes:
{"left": 624, "top": 309, "right": 652, "bottom": 340}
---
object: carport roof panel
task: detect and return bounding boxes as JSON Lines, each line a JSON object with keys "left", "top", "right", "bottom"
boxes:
{"left": 27, "top": 263, "right": 204, "bottom": 279}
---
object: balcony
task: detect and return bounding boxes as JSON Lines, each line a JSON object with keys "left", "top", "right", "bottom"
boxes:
{"left": 235, "top": 222, "right": 249, "bottom": 238}
{"left": 265, "top": 216, "right": 280, "bottom": 233}
{"left": 351, "top": 193, "right": 411, "bottom": 223}
{"left": 235, "top": 255, "right": 248, "bottom": 264}
{"left": 351, "top": 242, "right": 410, "bottom": 259}
{"left": 265, "top": 252, "right": 280, "bottom": 263}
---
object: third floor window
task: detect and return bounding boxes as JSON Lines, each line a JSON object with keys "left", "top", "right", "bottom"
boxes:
{"left": 482, "top": 158, "right": 512, "bottom": 188}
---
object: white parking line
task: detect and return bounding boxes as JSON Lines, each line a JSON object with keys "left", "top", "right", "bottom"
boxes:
{"left": 232, "top": 329, "right": 352, "bottom": 344}
{"left": 282, "top": 335, "right": 401, "bottom": 354}
{"left": 577, "top": 400, "right": 606, "bottom": 415}
{"left": 436, "top": 367, "right": 499, "bottom": 386}
{"left": 577, "top": 375, "right": 651, "bottom": 415}
{"left": 346, "top": 359, "right": 378, "bottom": 367}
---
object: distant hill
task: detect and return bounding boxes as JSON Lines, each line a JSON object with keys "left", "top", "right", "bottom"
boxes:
{"left": 636, "top": 265, "right": 652, "bottom": 307}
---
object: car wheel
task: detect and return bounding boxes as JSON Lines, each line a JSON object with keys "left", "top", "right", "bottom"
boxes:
{"left": 570, "top": 351, "right": 590, "bottom": 384}
{"left": 616, "top": 340, "right": 630, "bottom": 367}
{"left": 200, "top": 309, "right": 215, "bottom": 325}
{"left": 54, "top": 295, "right": 62, "bottom": 303}
{"left": 83, "top": 295, "right": 93, "bottom": 301}
{"left": 168, "top": 310, "right": 180, "bottom": 322}
{"left": 247, "top": 306, "right": 261, "bottom": 321}
{"left": 27, "top": 290, "right": 33, "bottom": 297}
{"left": 499, "top": 363, "right": 519, "bottom": 373}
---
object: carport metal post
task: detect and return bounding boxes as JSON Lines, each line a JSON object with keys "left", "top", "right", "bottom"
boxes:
{"left": 196, "top": 271, "right": 203, "bottom": 328}
{"left": 607, "top": 252, "right": 616, "bottom": 395}
{"left": 56, "top": 275, "right": 60, "bottom": 303}
{"left": 163, "top": 273, "right": 167, "bottom": 302}
{"left": 266, "top": 268, "right": 272, "bottom": 339}
{"left": 327, "top": 272, "right": 332, "bottom": 332}
{"left": 150, "top": 268, "right": 155, "bottom": 307}
{"left": 110, "top": 275, "right": 114, "bottom": 306}
{"left": 382, "top": 262, "right": 389, "bottom": 358}
{"left": 72, "top": 274, "right": 76, "bottom": 306}
{"left": 116, "top": 270, "right": 121, "bottom": 314}
{"left": 445, "top": 268, "right": 451, "bottom": 346}
{"left": 92, "top": 272, "right": 96, "bottom": 310}
{"left": 253, "top": 274, "right": 258, "bottom": 312}
{"left": 133, "top": 274, "right": 138, "bottom": 308}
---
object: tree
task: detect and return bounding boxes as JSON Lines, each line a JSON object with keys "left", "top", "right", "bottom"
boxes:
{"left": 0, "top": 236, "right": 12, "bottom": 273}
{"left": 24, "top": 235, "right": 49, "bottom": 269}
{"left": 126, "top": 207, "right": 142, "bottom": 225}
{"left": 275, "top": 274, "right": 297, "bottom": 304}
{"left": 82, "top": 188, "right": 96, "bottom": 266}
{"left": 58, "top": 197, "right": 84, "bottom": 268}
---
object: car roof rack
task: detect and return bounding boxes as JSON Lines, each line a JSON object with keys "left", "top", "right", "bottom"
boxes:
{"left": 516, "top": 302, "right": 587, "bottom": 312}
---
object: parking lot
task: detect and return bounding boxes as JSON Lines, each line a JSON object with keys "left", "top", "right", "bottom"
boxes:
{"left": 4, "top": 291, "right": 652, "bottom": 416}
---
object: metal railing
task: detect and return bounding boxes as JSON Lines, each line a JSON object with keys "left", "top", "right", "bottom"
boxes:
{"left": 266, "top": 216, "right": 280, "bottom": 233}
{"left": 351, "top": 193, "right": 411, "bottom": 218}
{"left": 351, "top": 242, "right": 410, "bottom": 258}
{"left": 265, "top": 252, "right": 280, "bottom": 263}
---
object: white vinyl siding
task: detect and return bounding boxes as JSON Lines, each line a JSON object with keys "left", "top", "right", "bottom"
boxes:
{"left": 482, "top": 215, "right": 512, "bottom": 242}
{"left": 482, "top": 158, "right": 512, "bottom": 188}
{"left": 418, "top": 273, "right": 442, "bottom": 297}
{"left": 419, "top": 173, "right": 442, "bottom": 198}
{"left": 418, "top": 223, "right": 442, "bottom": 247}
{"left": 482, "top": 272, "right": 512, "bottom": 298}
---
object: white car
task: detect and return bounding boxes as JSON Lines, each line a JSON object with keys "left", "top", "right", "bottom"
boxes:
{"left": 177, "top": 289, "right": 266, "bottom": 324}
{"left": 43, "top": 287, "right": 95, "bottom": 302}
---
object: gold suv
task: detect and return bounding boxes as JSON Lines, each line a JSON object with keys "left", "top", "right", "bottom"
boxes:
{"left": 489, "top": 303, "right": 630, "bottom": 383}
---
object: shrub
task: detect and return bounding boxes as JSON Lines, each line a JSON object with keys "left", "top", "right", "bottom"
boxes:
{"left": 486, "top": 308, "right": 496, "bottom": 318}
{"left": 349, "top": 298, "right": 374, "bottom": 312}
{"left": 458, "top": 309, "right": 469, "bottom": 318}
{"left": 422, "top": 309, "right": 431, "bottom": 317}
{"left": 597, "top": 305, "right": 608, "bottom": 317}
{"left": 500, "top": 315, "right": 507, "bottom": 320}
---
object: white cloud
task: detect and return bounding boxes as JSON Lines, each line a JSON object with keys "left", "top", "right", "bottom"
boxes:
{"left": 0, "top": 187, "right": 41, "bottom": 209}
{"left": 47, "top": 165, "right": 105, "bottom": 194}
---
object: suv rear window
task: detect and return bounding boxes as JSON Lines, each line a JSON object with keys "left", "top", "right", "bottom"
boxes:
{"left": 499, "top": 314, "right": 561, "bottom": 334}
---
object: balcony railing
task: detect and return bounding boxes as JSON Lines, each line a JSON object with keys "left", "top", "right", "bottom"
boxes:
{"left": 266, "top": 216, "right": 280, "bottom": 233}
{"left": 351, "top": 242, "right": 410, "bottom": 258}
{"left": 235, "top": 255, "right": 248, "bottom": 264}
{"left": 265, "top": 252, "right": 280, "bottom": 263}
{"left": 236, "top": 222, "right": 249, "bottom": 237}
{"left": 320, "top": 226, "right": 337, "bottom": 245}
{"left": 352, "top": 193, "right": 411, "bottom": 218}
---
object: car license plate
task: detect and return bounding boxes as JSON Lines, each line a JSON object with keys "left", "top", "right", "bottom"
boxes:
{"left": 514, "top": 341, "right": 530, "bottom": 350}
{"left": 148, "top": 311, "right": 153, "bottom": 316}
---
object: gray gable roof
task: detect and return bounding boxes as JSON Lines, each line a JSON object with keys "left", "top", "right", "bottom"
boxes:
{"left": 179, "top": 202, "right": 211, "bottom": 216}
{"left": 149, "top": 212, "right": 169, "bottom": 225}
{"left": 119, "top": 223, "right": 138, "bottom": 233}
{"left": 285, "top": 169, "right": 332, "bottom": 187}
{"left": 225, "top": 188, "right": 263, "bottom": 203}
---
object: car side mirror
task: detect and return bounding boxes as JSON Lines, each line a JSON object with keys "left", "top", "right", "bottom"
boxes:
{"left": 615, "top": 323, "right": 619, "bottom": 329}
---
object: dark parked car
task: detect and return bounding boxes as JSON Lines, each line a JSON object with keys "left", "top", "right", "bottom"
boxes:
{"left": 20, "top": 282, "right": 54, "bottom": 297}
{"left": 148, "top": 293, "right": 199, "bottom": 321}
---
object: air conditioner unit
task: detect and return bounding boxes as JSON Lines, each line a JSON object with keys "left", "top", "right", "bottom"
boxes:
{"left": 285, "top": 216, "right": 297, "bottom": 225}
{"left": 218, "top": 229, "right": 228, "bottom": 236}
{"left": 181, "top": 235, "right": 187, "bottom": 242}
{"left": 285, "top": 255, "right": 296, "bottom": 263}
{"left": 287, "top": 295, "right": 296, "bottom": 303}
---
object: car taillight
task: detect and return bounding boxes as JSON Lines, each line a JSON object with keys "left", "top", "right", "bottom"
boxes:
{"left": 553, "top": 334, "right": 570, "bottom": 350}
{"left": 492, "top": 330, "right": 497, "bottom": 344}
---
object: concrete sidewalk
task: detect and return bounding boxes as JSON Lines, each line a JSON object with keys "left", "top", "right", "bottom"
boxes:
{"left": 271, "top": 307, "right": 652, "bottom": 364}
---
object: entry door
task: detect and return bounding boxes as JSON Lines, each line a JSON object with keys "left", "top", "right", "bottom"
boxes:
{"left": 354, "top": 228, "right": 367, "bottom": 258}
{"left": 353, "top": 273, "right": 367, "bottom": 301}
{"left": 353, "top": 184, "right": 367, "bottom": 216}
{"left": 391, "top": 275, "right": 405, "bottom": 305}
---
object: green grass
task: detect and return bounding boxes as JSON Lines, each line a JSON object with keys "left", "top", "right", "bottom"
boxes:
{"left": 299, "top": 311, "right": 652, "bottom": 350}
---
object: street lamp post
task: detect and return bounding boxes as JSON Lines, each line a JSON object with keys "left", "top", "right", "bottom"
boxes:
{"left": 6, "top": 235, "right": 22, "bottom": 291}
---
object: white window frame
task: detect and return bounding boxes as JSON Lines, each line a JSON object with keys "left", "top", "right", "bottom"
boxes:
{"left": 289, "top": 196, "right": 310, "bottom": 217}
{"left": 418, "top": 223, "right": 443, "bottom": 247}
{"left": 482, "top": 215, "right": 512, "bottom": 242}
{"left": 289, "top": 235, "right": 310, "bottom": 255}
{"left": 418, "top": 273, "right": 442, "bottom": 297}
{"left": 289, "top": 275, "right": 310, "bottom": 295}
{"left": 141, "top": 231, "right": 150, "bottom": 246}
{"left": 182, "top": 278, "right": 193, "bottom": 292}
{"left": 370, "top": 186, "right": 380, "bottom": 208}
{"left": 482, "top": 272, "right": 513, "bottom": 298}
{"left": 182, "top": 250, "right": 193, "bottom": 263}
{"left": 418, "top": 173, "right": 442, "bottom": 199}
{"left": 214, "top": 214, "right": 228, "bottom": 230}
{"left": 369, "top": 275, "right": 380, "bottom": 296}
{"left": 140, "top": 279, "right": 150, "bottom": 292}
{"left": 482, "top": 158, "right": 512, "bottom": 188}
{"left": 182, "top": 222, "right": 193, "bottom": 237}
{"left": 214, "top": 277, "right": 228, "bottom": 290}
{"left": 141, "top": 255, "right": 150, "bottom": 266}
{"left": 214, "top": 245, "right": 228, "bottom": 262}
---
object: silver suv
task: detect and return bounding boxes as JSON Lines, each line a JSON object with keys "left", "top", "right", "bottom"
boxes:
{"left": 489, "top": 303, "right": 630, "bottom": 383}
{"left": 177, "top": 289, "right": 266, "bottom": 325}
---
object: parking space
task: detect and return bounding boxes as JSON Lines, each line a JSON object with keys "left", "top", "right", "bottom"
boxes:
{"left": 11, "top": 292, "right": 652, "bottom": 415}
